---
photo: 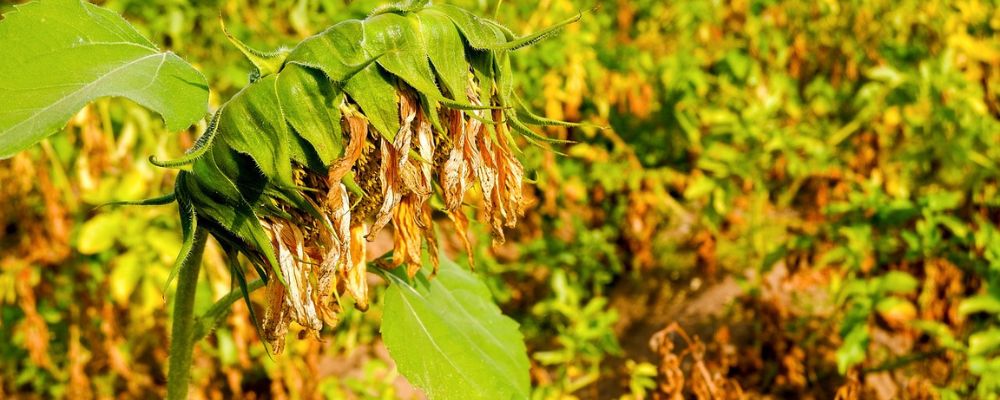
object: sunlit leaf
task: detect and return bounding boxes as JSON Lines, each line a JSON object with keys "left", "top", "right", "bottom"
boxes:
{"left": 382, "top": 254, "right": 530, "bottom": 400}
{"left": 0, "top": 0, "right": 208, "bottom": 159}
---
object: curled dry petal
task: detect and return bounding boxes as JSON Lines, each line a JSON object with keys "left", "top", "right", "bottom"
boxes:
{"left": 493, "top": 115, "right": 525, "bottom": 230}
{"left": 441, "top": 107, "right": 472, "bottom": 211}
{"left": 447, "top": 209, "right": 475, "bottom": 270}
{"left": 421, "top": 202, "right": 440, "bottom": 274}
{"left": 317, "top": 183, "right": 350, "bottom": 325}
{"left": 274, "top": 221, "right": 323, "bottom": 332}
{"left": 331, "top": 105, "right": 369, "bottom": 180}
{"left": 261, "top": 106, "right": 374, "bottom": 351}
{"left": 345, "top": 223, "right": 369, "bottom": 311}
{"left": 391, "top": 196, "right": 420, "bottom": 275}
{"left": 367, "top": 92, "right": 417, "bottom": 240}
{"left": 263, "top": 266, "right": 291, "bottom": 354}
{"left": 400, "top": 111, "right": 435, "bottom": 212}
{"left": 473, "top": 124, "right": 503, "bottom": 243}
{"left": 392, "top": 195, "right": 425, "bottom": 277}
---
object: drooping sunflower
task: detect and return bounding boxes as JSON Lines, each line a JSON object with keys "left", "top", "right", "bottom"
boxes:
{"left": 152, "top": 1, "right": 584, "bottom": 352}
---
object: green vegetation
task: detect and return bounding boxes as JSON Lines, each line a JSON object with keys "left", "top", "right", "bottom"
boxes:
{"left": 1, "top": 0, "right": 998, "bottom": 399}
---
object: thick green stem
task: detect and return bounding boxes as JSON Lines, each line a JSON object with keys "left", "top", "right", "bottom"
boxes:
{"left": 166, "top": 228, "right": 209, "bottom": 400}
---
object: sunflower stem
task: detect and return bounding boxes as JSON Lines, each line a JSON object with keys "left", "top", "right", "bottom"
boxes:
{"left": 166, "top": 228, "right": 208, "bottom": 400}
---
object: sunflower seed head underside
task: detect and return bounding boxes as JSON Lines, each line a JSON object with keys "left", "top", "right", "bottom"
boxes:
{"left": 256, "top": 81, "right": 525, "bottom": 352}
{"left": 164, "top": 3, "right": 587, "bottom": 353}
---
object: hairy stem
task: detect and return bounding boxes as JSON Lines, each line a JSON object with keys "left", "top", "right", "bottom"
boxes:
{"left": 166, "top": 228, "right": 209, "bottom": 400}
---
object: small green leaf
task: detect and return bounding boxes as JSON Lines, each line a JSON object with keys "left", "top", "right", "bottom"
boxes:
{"left": 344, "top": 66, "right": 400, "bottom": 140}
{"left": 165, "top": 174, "right": 200, "bottom": 292}
{"left": 287, "top": 20, "right": 369, "bottom": 82}
{"left": 836, "top": 324, "right": 869, "bottom": 374}
{"left": 371, "top": 0, "right": 431, "bottom": 15}
{"left": 959, "top": 294, "right": 1000, "bottom": 316}
{"left": 876, "top": 271, "right": 919, "bottom": 294}
{"left": 77, "top": 213, "right": 123, "bottom": 255}
{"left": 221, "top": 17, "right": 289, "bottom": 77}
{"left": 288, "top": 19, "right": 400, "bottom": 139}
{"left": 912, "top": 320, "right": 965, "bottom": 351}
{"left": 177, "top": 172, "right": 284, "bottom": 285}
{"left": 486, "top": 10, "right": 585, "bottom": 52}
{"left": 190, "top": 142, "right": 263, "bottom": 205}
{"left": 969, "top": 328, "right": 1000, "bottom": 356}
{"left": 382, "top": 255, "right": 530, "bottom": 400}
{"left": 0, "top": 0, "right": 208, "bottom": 159}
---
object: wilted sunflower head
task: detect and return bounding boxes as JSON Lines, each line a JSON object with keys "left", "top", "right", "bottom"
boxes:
{"left": 155, "top": 2, "right": 586, "bottom": 352}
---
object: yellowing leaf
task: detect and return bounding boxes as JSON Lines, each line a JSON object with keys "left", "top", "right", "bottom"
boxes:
{"left": 77, "top": 213, "right": 123, "bottom": 255}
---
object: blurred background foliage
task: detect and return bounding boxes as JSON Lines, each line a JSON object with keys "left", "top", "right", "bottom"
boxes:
{"left": 0, "top": 0, "right": 998, "bottom": 399}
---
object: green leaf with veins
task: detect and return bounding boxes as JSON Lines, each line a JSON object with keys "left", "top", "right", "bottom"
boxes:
{"left": 0, "top": 0, "right": 208, "bottom": 159}
{"left": 381, "top": 255, "right": 531, "bottom": 400}
{"left": 276, "top": 64, "right": 345, "bottom": 167}
{"left": 364, "top": 12, "right": 443, "bottom": 100}
{"left": 217, "top": 74, "right": 296, "bottom": 187}
{"left": 416, "top": 9, "right": 468, "bottom": 99}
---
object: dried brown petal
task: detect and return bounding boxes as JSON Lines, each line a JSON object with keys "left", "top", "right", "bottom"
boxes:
{"left": 331, "top": 105, "right": 369, "bottom": 180}
{"left": 317, "top": 183, "right": 350, "bottom": 326}
{"left": 421, "top": 202, "right": 440, "bottom": 275}
{"left": 368, "top": 92, "right": 417, "bottom": 239}
{"left": 441, "top": 108, "right": 472, "bottom": 211}
{"left": 495, "top": 119, "right": 525, "bottom": 227}
{"left": 447, "top": 209, "right": 475, "bottom": 270}
{"left": 391, "top": 195, "right": 424, "bottom": 277}
{"left": 400, "top": 111, "right": 435, "bottom": 211}
{"left": 345, "top": 223, "right": 369, "bottom": 311}
{"left": 270, "top": 221, "right": 322, "bottom": 332}
{"left": 263, "top": 270, "right": 291, "bottom": 354}
{"left": 473, "top": 125, "right": 504, "bottom": 243}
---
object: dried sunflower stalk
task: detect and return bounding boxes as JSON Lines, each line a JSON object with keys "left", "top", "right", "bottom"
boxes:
{"left": 149, "top": 2, "right": 586, "bottom": 352}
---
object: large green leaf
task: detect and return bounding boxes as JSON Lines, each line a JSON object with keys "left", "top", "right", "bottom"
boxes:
{"left": 381, "top": 255, "right": 530, "bottom": 400}
{"left": 0, "top": 0, "right": 208, "bottom": 159}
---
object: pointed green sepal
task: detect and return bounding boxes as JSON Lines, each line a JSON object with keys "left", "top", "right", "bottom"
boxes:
{"left": 221, "top": 16, "right": 289, "bottom": 77}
